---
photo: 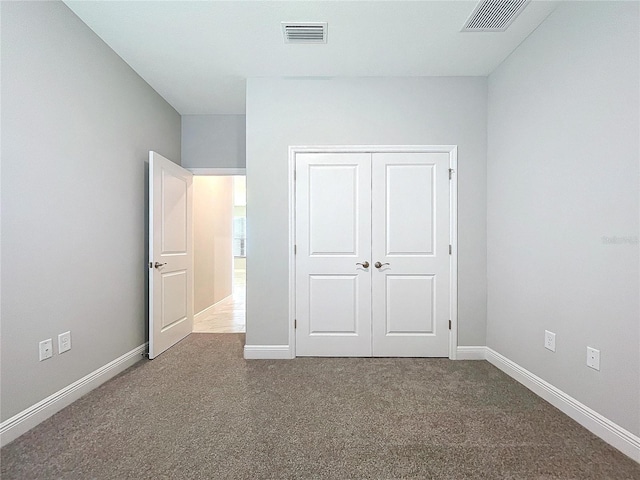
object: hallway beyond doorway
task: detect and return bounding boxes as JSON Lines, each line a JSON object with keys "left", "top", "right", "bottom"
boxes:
{"left": 193, "top": 262, "right": 245, "bottom": 333}
{"left": 192, "top": 175, "right": 246, "bottom": 334}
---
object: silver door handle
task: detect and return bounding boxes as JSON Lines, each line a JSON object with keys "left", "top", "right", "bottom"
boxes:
{"left": 356, "top": 261, "right": 370, "bottom": 269}
{"left": 154, "top": 262, "right": 167, "bottom": 269}
{"left": 374, "top": 262, "right": 390, "bottom": 269}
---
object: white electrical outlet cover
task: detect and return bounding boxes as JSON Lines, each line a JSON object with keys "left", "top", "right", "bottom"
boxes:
{"left": 58, "top": 331, "right": 72, "bottom": 354}
{"left": 544, "top": 330, "right": 556, "bottom": 352}
{"left": 587, "top": 347, "right": 600, "bottom": 371}
{"left": 39, "top": 339, "right": 53, "bottom": 361}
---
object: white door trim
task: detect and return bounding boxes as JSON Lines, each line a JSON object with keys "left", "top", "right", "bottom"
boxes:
{"left": 288, "top": 145, "right": 458, "bottom": 359}
{"left": 186, "top": 167, "right": 246, "bottom": 176}
{"left": 448, "top": 147, "right": 458, "bottom": 360}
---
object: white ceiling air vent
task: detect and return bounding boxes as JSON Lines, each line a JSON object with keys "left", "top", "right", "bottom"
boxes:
{"left": 282, "top": 22, "right": 327, "bottom": 44}
{"left": 462, "top": 0, "right": 530, "bottom": 32}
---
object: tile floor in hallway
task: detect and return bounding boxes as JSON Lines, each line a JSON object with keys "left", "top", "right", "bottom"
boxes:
{"left": 193, "top": 269, "right": 245, "bottom": 333}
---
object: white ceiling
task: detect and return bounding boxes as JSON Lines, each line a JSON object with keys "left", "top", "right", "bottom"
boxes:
{"left": 65, "top": 1, "right": 558, "bottom": 115}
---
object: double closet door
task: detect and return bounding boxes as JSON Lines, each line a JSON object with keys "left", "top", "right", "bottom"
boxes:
{"left": 295, "top": 151, "right": 451, "bottom": 357}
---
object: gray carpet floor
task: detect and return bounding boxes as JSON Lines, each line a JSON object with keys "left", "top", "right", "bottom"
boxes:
{"left": 2, "top": 333, "right": 639, "bottom": 479}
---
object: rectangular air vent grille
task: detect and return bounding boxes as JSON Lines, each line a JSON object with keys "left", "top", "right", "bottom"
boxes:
{"left": 282, "top": 22, "right": 327, "bottom": 43}
{"left": 462, "top": 0, "right": 529, "bottom": 32}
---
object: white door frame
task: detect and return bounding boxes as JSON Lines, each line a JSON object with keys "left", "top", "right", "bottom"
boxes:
{"left": 187, "top": 168, "right": 246, "bottom": 176}
{"left": 288, "top": 145, "right": 458, "bottom": 359}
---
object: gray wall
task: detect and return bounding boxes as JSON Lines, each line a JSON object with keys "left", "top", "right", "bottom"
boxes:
{"left": 487, "top": 1, "right": 639, "bottom": 435}
{"left": 182, "top": 115, "right": 246, "bottom": 168}
{"left": 1, "top": 1, "right": 181, "bottom": 420}
{"left": 246, "top": 77, "right": 488, "bottom": 347}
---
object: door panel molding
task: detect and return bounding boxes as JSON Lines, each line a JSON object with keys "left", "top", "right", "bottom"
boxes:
{"left": 289, "top": 145, "right": 458, "bottom": 359}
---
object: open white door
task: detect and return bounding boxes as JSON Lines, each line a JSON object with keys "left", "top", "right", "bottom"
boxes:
{"left": 149, "top": 151, "right": 193, "bottom": 359}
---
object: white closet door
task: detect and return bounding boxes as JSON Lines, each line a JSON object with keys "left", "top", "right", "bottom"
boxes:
{"left": 295, "top": 153, "right": 372, "bottom": 356}
{"left": 371, "top": 152, "right": 450, "bottom": 357}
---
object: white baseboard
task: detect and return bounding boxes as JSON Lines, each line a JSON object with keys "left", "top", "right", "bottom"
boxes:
{"left": 0, "top": 343, "right": 147, "bottom": 447}
{"left": 456, "top": 346, "right": 487, "bottom": 360}
{"left": 485, "top": 347, "right": 640, "bottom": 463}
{"left": 194, "top": 295, "right": 232, "bottom": 321}
{"left": 244, "top": 344, "right": 292, "bottom": 359}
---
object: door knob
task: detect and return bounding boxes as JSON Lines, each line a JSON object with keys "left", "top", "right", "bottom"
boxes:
{"left": 356, "top": 261, "right": 370, "bottom": 269}
{"left": 374, "top": 262, "right": 390, "bottom": 269}
{"left": 154, "top": 262, "right": 167, "bottom": 269}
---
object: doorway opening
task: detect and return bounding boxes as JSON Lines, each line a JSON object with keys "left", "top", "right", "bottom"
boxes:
{"left": 191, "top": 173, "right": 246, "bottom": 333}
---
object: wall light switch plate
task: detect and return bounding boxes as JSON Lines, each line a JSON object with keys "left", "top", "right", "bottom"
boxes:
{"left": 39, "top": 339, "right": 53, "bottom": 361}
{"left": 544, "top": 330, "right": 556, "bottom": 352}
{"left": 58, "top": 331, "right": 71, "bottom": 354}
{"left": 587, "top": 347, "right": 600, "bottom": 371}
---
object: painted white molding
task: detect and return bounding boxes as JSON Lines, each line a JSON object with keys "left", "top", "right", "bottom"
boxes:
{"left": 244, "top": 345, "right": 293, "bottom": 360}
{"left": 287, "top": 145, "right": 459, "bottom": 154}
{"left": 194, "top": 294, "right": 233, "bottom": 322}
{"left": 486, "top": 348, "right": 640, "bottom": 463}
{"left": 187, "top": 168, "right": 245, "bottom": 176}
{"left": 447, "top": 146, "right": 458, "bottom": 360}
{"left": 288, "top": 146, "right": 297, "bottom": 358}
{"left": 288, "top": 145, "right": 459, "bottom": 359}
{"left": 456, "top": 346, "right": 487, "bottom": 360}
{"left": 0, "top": 343, "right": 147, "bottom": 447}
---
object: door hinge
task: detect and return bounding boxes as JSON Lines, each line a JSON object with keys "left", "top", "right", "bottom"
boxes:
{"left": 449, "top": 245, "right": 452, "bottom": 255}
{"left": 449, "top": 320, "right": 452, "bottom": 330}
{"left": 449, "top": 168, "right": 454, "bottom": 180}
{"left": 294, "top": 245, "right": 297, "bottom": 255}
{"left": 294, "top": 170, "right": 296, "bottom": 181}
{"left": 294, "top": 319, "right": 297, "bottom": 329}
